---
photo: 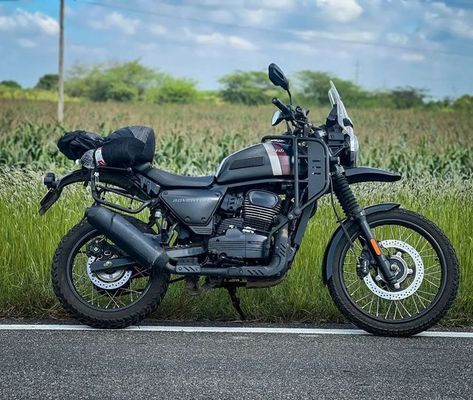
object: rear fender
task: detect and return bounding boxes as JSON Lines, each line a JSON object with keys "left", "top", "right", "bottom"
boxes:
{"left": 39, "top": 169, "right": 89, "bottom": 215}
{"left": 39, "top": 168, "right": 147, "bottom": 215}
{"left": 322, "top": 203, "right": 400, "bottom": 284}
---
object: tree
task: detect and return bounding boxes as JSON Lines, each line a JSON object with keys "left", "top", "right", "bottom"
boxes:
{"left": 35, "top": 74, "right": 59, "bottom": 91}
{"left": 219, "top": 71, "right": 276, "bottom": 105}
{"left": 296, "top": 71, "right": 373, "bottom": 107}
{"left": 107, "top": 81, "right": 139, "bottom": 102}
{"left": 0, "top": 80, "right": 21, "bottom": 89}
{"left": 388, "top": 87, "right": 426, "bottom": 109}
{"left": 146, "top": 78, "right": 198, "bottom": 104}
{"left": 65, "top": 60, "right": 162, "bottom": 102}
{"left": 453, "top": 95, "right": 473, "bottom": 110}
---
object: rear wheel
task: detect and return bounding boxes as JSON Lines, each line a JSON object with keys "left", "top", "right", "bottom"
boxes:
{"left": 328, "top": 208, "right": 459, "bottom": 336}
{"left": 52, "top": 217, "right": 169, "bottom": 328}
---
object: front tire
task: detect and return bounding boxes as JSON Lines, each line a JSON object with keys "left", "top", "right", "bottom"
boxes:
{"left": 328, "top": 208, "right": 459, "bottom": 336}
{"left": 52, "top": 217, "right": 169, "bottom": 329}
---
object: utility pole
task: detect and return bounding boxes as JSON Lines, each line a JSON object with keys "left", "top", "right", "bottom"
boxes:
{"left": 57, "top": 0, "right": 65, "bottom": 123}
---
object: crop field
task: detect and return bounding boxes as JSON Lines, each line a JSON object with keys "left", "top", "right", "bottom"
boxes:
{"left": 0, "top": 99, "right": 472, "bottom": 324}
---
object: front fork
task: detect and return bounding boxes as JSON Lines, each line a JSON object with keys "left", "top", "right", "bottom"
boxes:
{"left": 331, "top": 167, "right": 398, "bottom": 286}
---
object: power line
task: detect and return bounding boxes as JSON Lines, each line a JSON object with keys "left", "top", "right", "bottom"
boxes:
{"left": 73, "top": 0, "right": 473, "bottom": 59}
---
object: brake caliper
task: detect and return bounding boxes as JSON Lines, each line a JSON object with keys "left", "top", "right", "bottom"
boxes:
{"left": 356, "top": 250, "right": 371, "bottom": 279}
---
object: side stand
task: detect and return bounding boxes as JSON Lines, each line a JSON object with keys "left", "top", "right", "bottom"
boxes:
{"left": 226, "top": 286, "right": 246, "bottom": 321}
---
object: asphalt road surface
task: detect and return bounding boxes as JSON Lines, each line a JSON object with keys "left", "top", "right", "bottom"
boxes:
{"left": 0, "top": 323, "right": 472, "bottom": 399}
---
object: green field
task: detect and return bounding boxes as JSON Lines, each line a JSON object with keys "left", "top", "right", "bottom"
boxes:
{"left": 0, "top": 99, "right": 472, "bottom": 323}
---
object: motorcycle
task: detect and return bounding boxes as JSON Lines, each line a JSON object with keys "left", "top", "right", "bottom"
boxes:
{"left": 40, "top": 63, "right": 458, "bottom": 336}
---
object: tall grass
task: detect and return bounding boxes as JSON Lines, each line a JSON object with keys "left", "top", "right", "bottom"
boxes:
{"left": 0, "top": 170, "right": 471, "bottom": 324}
{"left": 0, "top": 99, "right": 472, "bottom": 324}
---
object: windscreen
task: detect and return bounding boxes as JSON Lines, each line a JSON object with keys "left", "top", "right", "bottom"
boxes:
{"left": 328, "top": 81, "right": 358, "bottom": 153}
{"left": 328, "top": 81, "right": 354, "bottom": 132}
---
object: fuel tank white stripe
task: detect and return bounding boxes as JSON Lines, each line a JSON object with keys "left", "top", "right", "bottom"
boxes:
{"left": 263, "top": 142, "right": 282, "bottom": 176}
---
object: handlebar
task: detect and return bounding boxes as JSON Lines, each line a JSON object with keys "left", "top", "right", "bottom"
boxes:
{"left": 272, "top": 97, "right": 291, "bottom": 115}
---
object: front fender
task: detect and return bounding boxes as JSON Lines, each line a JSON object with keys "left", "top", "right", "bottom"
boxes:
{"left": 322, "top": 203, "right": 400, "bottom": 284}
{"left": 344, "top": 167, "right": 401, "bottom": 184}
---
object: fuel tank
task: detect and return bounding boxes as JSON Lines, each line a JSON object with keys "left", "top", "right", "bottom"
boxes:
{"left": 216, "top": 142, "right": 292, "bottom": 184}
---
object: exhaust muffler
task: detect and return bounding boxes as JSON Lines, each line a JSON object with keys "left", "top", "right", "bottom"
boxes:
{"left": 86, "top": 206, "right": 169, "bottom": 269}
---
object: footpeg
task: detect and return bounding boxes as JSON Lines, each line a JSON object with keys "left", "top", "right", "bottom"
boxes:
{"left": 184, "top": 277, "right": 219, "bottom": 296}
{"left": 184, "top": 277, "right": 201, "bottom": 296}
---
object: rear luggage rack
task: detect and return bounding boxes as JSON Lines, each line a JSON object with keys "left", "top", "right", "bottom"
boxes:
{"left": 90, "top": 169, "right": 155, "bottom": 214}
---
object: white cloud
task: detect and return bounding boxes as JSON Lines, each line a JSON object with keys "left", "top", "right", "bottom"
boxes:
{"left": 149, "top": 25, "right": 167, "bottom": 36}
{"left": 280, "top": 41, "right": 351, "bottom": 59}
{"left": 192, "top": 31, "right": 257, "bottom": 51}
{"left": 424, "top": 2, "right": 473, "bottom": 40}
{"left": 296, "top": 29, "right": 376, "bottom": 43}
{"left": 244, "top": 9, "right": 267, "bottom": 26}
{"left": 400, "top": 52, "right": 425, "bottom": 63}
{"left": 17, "top": 38, "right": 36, "bottom": 48}
{"left": 280, "top": 42, "right": 319, "bottom": 56}
{"left": 315, "top": 0, "right": 363, "bottom": 22}
{"left": 194, "top": 32, "right": 226, "bottom": 46}
{"left": 0, "top": 15, "right": 15, "bottom": 30}
{"left": 386, "top": 33, "right": 409, "bottom": 45}
{"left": 89, "top": 12, "right": 139, "bottom": 35}
{"left": 0, "top": 8, "right": 58, "bottom": 35}
{"left": 228, "top": 36, "right": 257, "bottom": 51}
{"left": 248, "top": 0, "right": 295, "bottom": 9}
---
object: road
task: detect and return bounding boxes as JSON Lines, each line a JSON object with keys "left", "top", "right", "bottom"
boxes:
{"left": 0, "top": 322, "right": 472, "bottom": 399}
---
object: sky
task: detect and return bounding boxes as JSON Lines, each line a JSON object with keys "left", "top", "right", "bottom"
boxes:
{"left": 1, "top": 0, "right": 473, "bottom": 99}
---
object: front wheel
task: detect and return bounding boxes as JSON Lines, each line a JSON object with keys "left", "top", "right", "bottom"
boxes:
{"left": 328, "top": 208, "right": 459, "bottom": 336}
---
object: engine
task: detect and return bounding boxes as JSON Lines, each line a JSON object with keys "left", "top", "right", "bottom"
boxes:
{"left": 209, "top": 190, "right": 282, "bottom": 261}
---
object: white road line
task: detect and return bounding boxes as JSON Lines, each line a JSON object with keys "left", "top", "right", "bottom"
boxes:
{"left": 0, "top": 324, "right": 472, "bottom": 338}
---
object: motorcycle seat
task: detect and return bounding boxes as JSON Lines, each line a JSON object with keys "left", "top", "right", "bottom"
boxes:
{"left": 134, "top": 163, "right": 215, "bottom": 188}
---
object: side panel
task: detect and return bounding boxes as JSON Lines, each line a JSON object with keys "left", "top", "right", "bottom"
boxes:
{"left": 306, "top": 139, "right": 330, "bottom": 200}
{"left": 321, "top": 203, "right": 400, "bottom": 284}
{"left": 160, "top": 188, "right": 226, "bottom": 225}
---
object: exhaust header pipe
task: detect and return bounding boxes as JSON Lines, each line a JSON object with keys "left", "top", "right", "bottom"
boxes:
{"left": 86, "top": 206, "right": 169, "bottom": 269}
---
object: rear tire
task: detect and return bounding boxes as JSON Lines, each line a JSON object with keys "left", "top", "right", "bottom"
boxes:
{"left": 52, "top": 217, "right": 169, "bottom": 329}
{"left": 328, "top": 208, "right": 459, "bottom": 337}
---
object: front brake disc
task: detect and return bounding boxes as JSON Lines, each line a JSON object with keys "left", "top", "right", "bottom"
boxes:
{"left": 363, "top": 240, "right": 424, "bottom": 300}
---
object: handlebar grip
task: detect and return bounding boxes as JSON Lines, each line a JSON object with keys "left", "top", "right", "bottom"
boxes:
{"left": 272, "top": 97, "right": 290, "bottom": 113}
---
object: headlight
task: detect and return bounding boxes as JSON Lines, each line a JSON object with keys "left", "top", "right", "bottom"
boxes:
{"left": 350, "top": 133, "right": 359, "bottom": 166}
{"left": 345, "top": 131, "right": 359, "bottom": 167}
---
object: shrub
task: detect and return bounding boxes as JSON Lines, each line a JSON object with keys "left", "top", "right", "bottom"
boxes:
{"left": 146, "top": 79, "right": 198, "bottom": 104}
{"left": 219, "top": 71, "right": 276, "bottom": 105}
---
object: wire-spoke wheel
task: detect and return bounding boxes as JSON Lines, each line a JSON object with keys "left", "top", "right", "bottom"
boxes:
{"left": 328, "top": 208, "right": 459, "bottom": 336}
{"left": 52, "top": 217, "right": 169, "bottom": 329}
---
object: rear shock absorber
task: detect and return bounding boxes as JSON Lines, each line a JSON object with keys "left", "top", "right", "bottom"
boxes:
{"left": 331, "top": 166, "right": 398, "bottom": 285}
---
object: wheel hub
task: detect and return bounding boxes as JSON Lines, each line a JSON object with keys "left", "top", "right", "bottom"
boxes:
{"left": 86, "top": 257, "right": 132, "bottom": 290}
{"left": 387, "top": 253, "right": 412, "bottom": 285}
{"left": 363, "top": 239, "right": 424, "bottom": 300}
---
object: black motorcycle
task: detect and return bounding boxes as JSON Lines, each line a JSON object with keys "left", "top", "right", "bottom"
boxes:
{"left": 40, "top": 64, "right": 458, "bottom": 336}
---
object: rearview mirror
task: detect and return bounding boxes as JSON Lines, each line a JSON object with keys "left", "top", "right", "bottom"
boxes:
{"left": 268, "top": 63, "right": 289, "bottom": 91}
